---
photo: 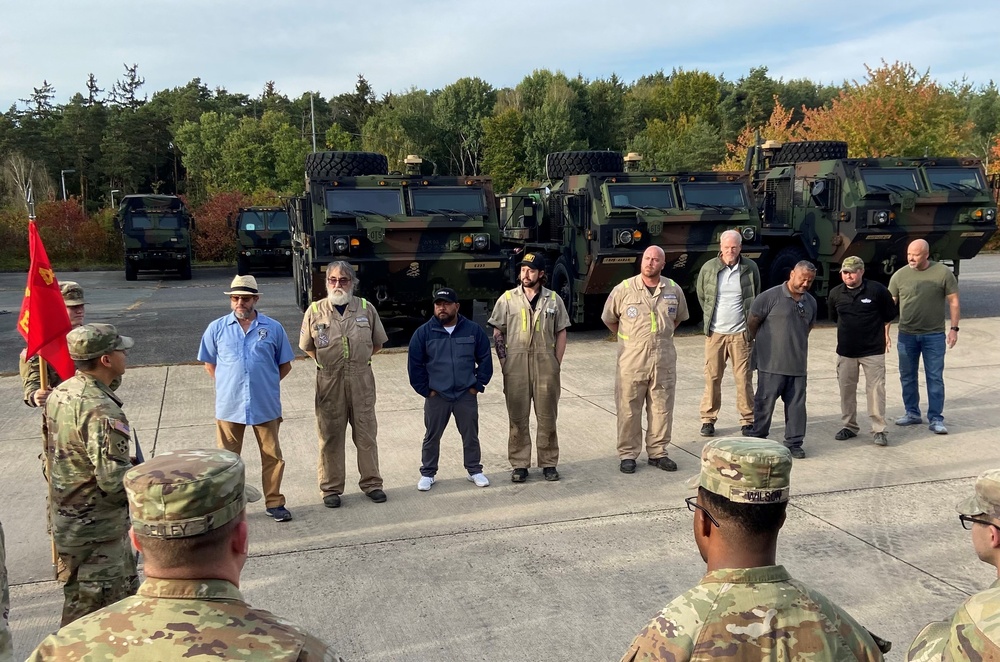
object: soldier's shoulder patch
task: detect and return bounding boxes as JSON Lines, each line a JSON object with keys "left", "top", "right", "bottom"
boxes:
{"left": 112, "top": 419, "right": 130, "bottom": 436}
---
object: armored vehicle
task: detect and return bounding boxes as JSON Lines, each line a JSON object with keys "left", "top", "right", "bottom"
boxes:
{"left": 287, "top": 151, "right": 506, "bottom": 315}
{"left": 498, "top": 150, "right": 764, "bottom": 325}
{"left": 747, "top": 140, "right": 998, "bottom": 296}
{"left": 115, "top": 194, "right": 194, "bottom": 280}
{"left": 234, "top": 206, "right": 293, "bottom": 274}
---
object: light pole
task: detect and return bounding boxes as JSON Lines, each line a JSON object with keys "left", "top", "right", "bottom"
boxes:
{"left": 60, "top": 169, "right": 76, "bottom": 201}
{"left": 110, "top": 189, "right": 121, "bottom": 208}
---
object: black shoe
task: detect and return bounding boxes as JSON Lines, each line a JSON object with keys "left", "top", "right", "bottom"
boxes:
{"left": 834, "top": 428, "right": 857, "bottom": 441}
{"left": 543, "top": 467, "right": 560, "bottom": 481}
{"left": 266, "top": 506, "right": 293, "bottom": 521}
{"left": 700, "top": 423, "right": 715, "bottom": 437}
{"left": 788, "top": 447, "right": 806, "bottom": 459}
{"left": 323, "top": 494, "right": 341, "bottom": 508}
{"left": 366, "top": 489, "right": 387, "bottom": 503}
{"left": 619, "top": 459, "right": 637, "bottom": 474}
{"left": 648, "top": 456, "right": 677, "bottom": 472}
{"left": 511, "top": 468, "right": 528, "bottom": 483}
{"left": 741, "top": 425, "right": 756, "bottom": 437}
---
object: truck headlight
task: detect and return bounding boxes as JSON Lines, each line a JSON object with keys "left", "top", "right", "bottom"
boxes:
{"left": 616, "top": 229, "right": 634, "bottom": 245}
{"left": 333, "top": 236, "right": 349, "bottom": 253}
{"left": 741, "top": 226, "right": 755, "bottom": 241}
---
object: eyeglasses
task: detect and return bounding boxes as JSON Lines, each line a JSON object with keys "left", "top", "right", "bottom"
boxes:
{"left": 230, "top": 295, "right": 255, "bottom": 302}
{"left": 685, "top": 496, "right": 720, "bottom": 528}
{"left": 327, "top": 278, "right": 352, "bottom": 286}
{"left": 959, "top": 514, "right": 1000, "bottom": 531}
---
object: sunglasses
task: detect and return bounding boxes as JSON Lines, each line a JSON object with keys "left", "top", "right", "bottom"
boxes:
{"left": 230, "top": 295, "right": 255, "bottom": 302}
{"left": 327, "top": 278, "right": 352, "bottom": 286}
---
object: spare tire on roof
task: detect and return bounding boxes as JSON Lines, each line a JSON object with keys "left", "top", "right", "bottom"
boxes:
{"left": 545, "top": 151, "right": 624, "bottom": 180}
{"left": 770, "top": 141, "right": 848, "bottom": 165}
{"left": 304, "top": 151, "right": 389, "bottom": 178}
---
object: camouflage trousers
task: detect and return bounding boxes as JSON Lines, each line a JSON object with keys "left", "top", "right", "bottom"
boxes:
{"left": 56, "top": 535, "right": 139, "bottom": 627}
{"left": 0, "top": 521, "right": 11, "bottom": 662}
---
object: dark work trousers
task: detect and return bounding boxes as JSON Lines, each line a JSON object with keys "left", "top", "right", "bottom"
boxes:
{"left": 752, "top": 371, "right": 807, "bottom": 449}
{"left": 420, "top": 390, "right": 483, "bottom": 477}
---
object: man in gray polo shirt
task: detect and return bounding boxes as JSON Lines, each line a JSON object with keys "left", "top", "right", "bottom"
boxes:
{"left": 746, "top": 261, "right": 817, "bottom": 459}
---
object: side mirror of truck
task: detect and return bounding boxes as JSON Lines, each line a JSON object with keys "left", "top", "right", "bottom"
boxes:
{"left": 810, "top": 180, "right": 833, "bottom": 210}
{"left": 522, "top": 201, "right": 537, "bottom": 229}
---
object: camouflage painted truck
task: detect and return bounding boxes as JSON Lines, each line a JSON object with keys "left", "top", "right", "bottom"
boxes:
{"left": 746, "top": 140, "right": 998, "bottom": 296}
{"left": 233, "top": 205, "right": 293, "bottom": 274}
{"left": 115, "top": 194, "right": 194, "bottom": 280}
{"left": 498, "top": 150, "right": 765, "bottom": 325}
{"left": 286, "top": 151, "right": 506, "bottom": 316}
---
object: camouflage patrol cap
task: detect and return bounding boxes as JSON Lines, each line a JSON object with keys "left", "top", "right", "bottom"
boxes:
{"left": 125, "top": 449, "right": 262, "bottom": 539}
{"left": 60, "top": 281, "right": 85, "bottom": 306}
{"left": 692, "top": 438, "right": 792, "bottom": 504}
{"left": 956, "top": 469, "right": 1000, "bottom": 520}
{"left": 67, "top": 323, "right": 134, "bottom": 360}
{"left": 840, "top": 256, "right": 866, "bottom": 273}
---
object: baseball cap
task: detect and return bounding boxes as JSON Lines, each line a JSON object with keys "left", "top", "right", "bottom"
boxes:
{"left": 956, "top": 469, "right": 1000, "bottom": 520}
{"left": 225, "top": 275, "right": 259, "bottom": 296}
{"left": 60, "top": 281, "right": 85, "bottom": 306}
{"left": 67, "top": 323, "right": 134, "bottom": 360}
{"left": 689, "top": 438, "right": 792, "bottom": 504}
{"left": 840, "top": 256, "right": 865, "bottom": 273}
{"left": 518, "top": 253, "right": 546, "bottom": 270}
{"left": 433, "top": 287, "right": 458, "bottom": 303}
{"left": 125, "top": 449, "right": 262, "bottom": 539}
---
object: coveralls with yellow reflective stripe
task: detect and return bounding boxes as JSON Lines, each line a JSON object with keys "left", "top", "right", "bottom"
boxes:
{"left": 300, "top": 296, "right": 388, "bottom": 497}
{"left": 488, "top": 286, "right": 571, "bottom": 469}
{"left": 601, "top": 275, "right": 690, "bottom": 460}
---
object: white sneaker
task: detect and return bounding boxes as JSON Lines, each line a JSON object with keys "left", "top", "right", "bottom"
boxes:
{"left": 417, "top": 476, "right": 435, "bottom": 491}
{"left": 467, "top": 473, "right": 490, "bottom": 487}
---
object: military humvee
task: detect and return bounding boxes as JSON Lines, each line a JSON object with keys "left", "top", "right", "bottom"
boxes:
{"left": 115, "top": 194, "right": 194, "bottom": 281}
{"left": 747, "top": 140, "right": 998, "bottom": 296}
{"left": 234, "top": 206, "right": 293, "bottom": 274}
{"left": 498, "top": 150, "right": 765, "bottom": 325}
{"left": 287, "top": 151, "right": 506, "bottom": 315}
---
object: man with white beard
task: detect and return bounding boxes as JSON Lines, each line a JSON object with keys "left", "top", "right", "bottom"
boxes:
{"left": 300, "top": 261, "right": 389, "bottom": 508}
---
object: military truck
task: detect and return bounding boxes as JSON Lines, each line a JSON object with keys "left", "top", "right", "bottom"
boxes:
{"left": 747, "top": 140, "right": 998, "bottom": 296}
{"left": 233, "top": 205, "right": 293, "bottom": 274}
{"left": 287, "top": 151, "right": 506, "bottom": 316}
{"left": 498, "top": 150, "right": 765, "bottom": 325}
{"left": 115, "top": 194, "right": 194, "bottom": 280}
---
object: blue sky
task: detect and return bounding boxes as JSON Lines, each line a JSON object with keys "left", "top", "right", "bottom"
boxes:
{"left": 2, "top": 0, "right": 997, "bottom": 111}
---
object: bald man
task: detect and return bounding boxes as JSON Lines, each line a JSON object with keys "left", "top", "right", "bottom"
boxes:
{"left": 888, "top": 239, "right": 960, "bottom": 435}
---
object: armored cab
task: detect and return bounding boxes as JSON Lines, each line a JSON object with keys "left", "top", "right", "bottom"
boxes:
{"left": 233, "top": 206, "right": 293, "bottom": 274}
{"left": 287, "top": 151, "right": 505, "bottom": 315}
{"left": 115, "top": 194, "right": 194, "bottom": 280}
{"left": 498, "top": 150, "right": 765, "bottom": 325}
{"left": 748, "top": 140, "right": 998, "bottom": 296}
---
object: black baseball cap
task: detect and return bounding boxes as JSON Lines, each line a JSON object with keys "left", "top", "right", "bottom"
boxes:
{"left": 432, "top": 287, "right": 459, "bottom": 303}
{"left": 518, "top": 252, "right": 546, "bottom": 270}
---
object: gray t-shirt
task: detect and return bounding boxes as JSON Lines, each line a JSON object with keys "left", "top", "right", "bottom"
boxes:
{"left": 751, "top": 284, "right": 816, "bottom": 376}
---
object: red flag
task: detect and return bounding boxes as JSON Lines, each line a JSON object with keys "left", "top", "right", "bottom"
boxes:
{"left": 17, "top": 222, "right": 74, "bottom": 379}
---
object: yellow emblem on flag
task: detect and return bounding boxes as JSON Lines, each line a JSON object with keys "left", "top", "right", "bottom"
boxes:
{"left": 18, "top": 309, "right": 29, "bottom": 333}
{"left": 39, "top": 267, "right": 55, "bottom": 285}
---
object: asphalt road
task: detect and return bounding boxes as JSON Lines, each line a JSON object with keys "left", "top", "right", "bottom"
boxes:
{"left": 1, "top": 254, "right": 998, "bottom": 375}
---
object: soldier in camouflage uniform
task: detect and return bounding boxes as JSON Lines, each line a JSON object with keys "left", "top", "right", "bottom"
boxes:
{"left": 44, "top": 323, "right": 139, "bottom": 626}
{"left": 27, "top": 449, "right": 346, "bottom": 661}
{"left": 907, "top": 469, "right": 1000, "bottom": 660}
{"left": 19, "top": 281, "right": 88, "bottom": 408}
{"left": 621, "top": 437, "right": 885, "bottom": 661}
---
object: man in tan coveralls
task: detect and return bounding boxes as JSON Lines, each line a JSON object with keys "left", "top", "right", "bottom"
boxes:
{"left": 602, "top": 245, "right": 689, "bottom": 474}
{"left": 300, "top": 261, "right": 388, "bottom": 508}
{"left": 488, "top": 253, "right": 570, "bottom": 483}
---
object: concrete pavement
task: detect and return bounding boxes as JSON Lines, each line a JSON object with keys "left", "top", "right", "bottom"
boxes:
{"left": 3, "top": 318, "right": 999, "bottom": 660}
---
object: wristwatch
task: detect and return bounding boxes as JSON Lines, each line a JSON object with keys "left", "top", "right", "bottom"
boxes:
{"left": 950, "top": 326, "right": 960, "bottom": 332}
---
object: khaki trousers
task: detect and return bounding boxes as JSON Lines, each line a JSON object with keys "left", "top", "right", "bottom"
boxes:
{"left": 616, "top": 363, "right": 676, "bottom": 460}
{"left": 836, "top": 354, "right": 886, "bottom": 435}
{"left": 216, "top": 418, "right": 286, "bottom": 508}
{"left": 315, "top": 367, "right": 382, "bottom": 496}
{"left": 700, "top": 331, "right": 754, "bottom": 425}
{"left": 503, "top": 353, "right": 561, "bottom": 469}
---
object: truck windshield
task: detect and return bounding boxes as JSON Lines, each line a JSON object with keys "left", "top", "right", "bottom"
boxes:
{"left": 239, "top": 210, "right": 266, "bottom": 231}
{"left": 325, "top": 189, "right": 404, "bottom": 216}
{"left": 267, "top": 210, "right": 289, "bottom": 230}
{"left": 156, "top": 214, "right": 182, "bottom": 230}
{"left": 608, "top": 185, "right": 677, "bottom": 209}
{"left": 860, "top": 169, "right": 922, "bottom": 193}
{"left": 411, "top": 188, "right": 486, "bottom": 216}
{"left": 925, "top": 167, "right": 986, "bottom": 192}
{"left": 129, "top": 214, "right": 152, "bottom": 230}
{"left": 679, "top": 182, "right": 748, "bottom": 209}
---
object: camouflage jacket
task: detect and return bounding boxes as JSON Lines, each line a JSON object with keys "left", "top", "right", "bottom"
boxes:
{"left": 906, "top": 579, "right": 1000, "bottom": 661}
{"left": 44, "top": 373, "right": 132, "bottom": 548}
{"left": 19, "top": 350, "right": 60, "bottom": 407}
{"left": 621, "top": 565, "right": 884, "bottom": 662}
{"left": 26, "top": 578, "right": 346, "bottom": 661}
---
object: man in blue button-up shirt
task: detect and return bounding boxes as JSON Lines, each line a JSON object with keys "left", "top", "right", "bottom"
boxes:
{"left": 198, "top": 275, "right": 295, "bottom": 522}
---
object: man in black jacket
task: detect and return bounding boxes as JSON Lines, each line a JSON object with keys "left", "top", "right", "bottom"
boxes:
{"left": 828, "top": 257, "right": 897, "bottom": 447}
{"left": 408, "top": 288, "right": 494, "bottom": 491}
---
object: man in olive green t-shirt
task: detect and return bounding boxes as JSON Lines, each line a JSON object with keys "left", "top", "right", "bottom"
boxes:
{"left": 888, "top": 239, "right": 960, "bottom": 435}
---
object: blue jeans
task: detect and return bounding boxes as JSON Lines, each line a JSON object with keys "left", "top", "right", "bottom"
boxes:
{"left": 897, "top": 332, "right": 946, "bottom": 423}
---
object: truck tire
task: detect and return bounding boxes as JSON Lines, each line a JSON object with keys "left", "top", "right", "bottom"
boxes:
{"left": 546, "top": 151, "right": 624, "bottom": 180}
{"left": 770, "top": 141, "right": 848, "bottom": 165}
{"left": 237, "top": 255, "right": 249, "bottom": 275}
{"left": 768, "top": 246, "right": 809, "bottom": 288}
{"left": 179, "top": 259, "right": 193, "bottom": 280}
{"left": 304, "top": 151, "right": 389, "bottom": 178}
{"left": 551, "top": 258, "right": 577, "bottom": 322}
{"left": 125, "top": 261, "right": 137, "bottom": 281}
